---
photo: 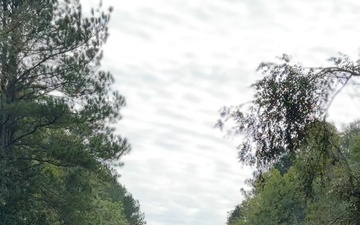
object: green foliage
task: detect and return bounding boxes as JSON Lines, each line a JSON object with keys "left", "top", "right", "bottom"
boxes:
{"left": 104, "top": 178, "right": 147, "bottom": 225}
{"left": 226, "top": 204, "right": 244, "bottom": 225}
{"left": 227, "top": 121, "right": 360, "bottom": 225}
{"left": 0, "top": 159, "right": 146, "bottom": 225}
{"left": 223, "top": 53, "right": 360, "bottom": 225}
{"left": 229, "top": 168, "right": 305, "bottom": 225}
{"left": 218, "top": 54, "right": 358, "bottom": 168}
{"left": 0, "top": 0, "right": 146, "bottom": 224}
{"left": 0, "top": 0, "right": 130, "bottom": 165}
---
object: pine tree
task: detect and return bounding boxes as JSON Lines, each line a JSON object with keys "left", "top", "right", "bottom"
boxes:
{"left": 0, "top": 0, "right": 130, "bottom": 223}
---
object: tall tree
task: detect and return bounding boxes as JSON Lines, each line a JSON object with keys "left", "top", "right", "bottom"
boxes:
{"left": 222, "top": 52, "right": 360, "bottom": 225}
{"left": 218, "top": 54, "right": 360, "bottom": 168}
{"left": 0, "top": 0, "right": 131, "bottom": 223}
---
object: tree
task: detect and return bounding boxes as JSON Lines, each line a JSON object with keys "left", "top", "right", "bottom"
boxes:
{"left": 0, "top": 0, "right": 131, "bottom": 223}
{"left": 227, "top": 204, "right": 245, "bottom": 225}
{"left": 218, "top": 53, "right": 360, "bottom": 168}
{"left": 221, "top": 53, "right": 360, "bottom": 225}
{"left": 226, "top": 120, "right": 360, "bottom": 225}
{"left": 105, "top": 178, "right": 147, "bottom": 225}
{"left": 232, "top": 168, "right": 306, "bottom": 225}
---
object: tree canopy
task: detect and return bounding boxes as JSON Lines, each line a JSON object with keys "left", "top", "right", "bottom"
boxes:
{"left": 222, "top": 53, "right": 360, "bottom": 225}
{"left": 227, "top": 121, "right": 360, "bottom": 225}
{"left": 218, "top": 54, "right": 360, "bottom": 168}
{"left": 0, "top": 0, "right": 146, "bottom": 224}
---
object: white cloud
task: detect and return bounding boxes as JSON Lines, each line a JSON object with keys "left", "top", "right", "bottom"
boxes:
{"left": 82, "top": 0, "right": 360, "bottom": 224}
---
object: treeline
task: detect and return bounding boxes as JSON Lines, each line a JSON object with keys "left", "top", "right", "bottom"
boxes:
{"left": 0, "top": 0, "right": 145, "bottom": 224}
{"left": 220, "top": 54, "right": 360, "bottom": 225}
{"left": 227, "top": 121, "right": 360, "bottom": 225}
{"left": 2, "top": 163, "right": 146, "bottom": 225}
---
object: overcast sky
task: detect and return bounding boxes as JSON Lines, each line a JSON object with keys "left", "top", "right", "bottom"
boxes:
{"left": 84, "top": 1, "right": 360, "bottom": 224}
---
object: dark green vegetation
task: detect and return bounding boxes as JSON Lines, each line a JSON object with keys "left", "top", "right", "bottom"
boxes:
{"left": 220, "top": 54, "right": 360, "bottom": 224}
{"left": 0, "top": 0, "right": 145, "bottom": 224}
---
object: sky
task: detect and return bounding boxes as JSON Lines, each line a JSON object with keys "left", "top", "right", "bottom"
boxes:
{"left": 83, "top": 1, "right": 360, "bottom": 224}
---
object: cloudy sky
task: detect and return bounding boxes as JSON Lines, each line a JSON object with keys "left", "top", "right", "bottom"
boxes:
{"left": 84, "top": 1, "right": 360, "bottom": 224}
